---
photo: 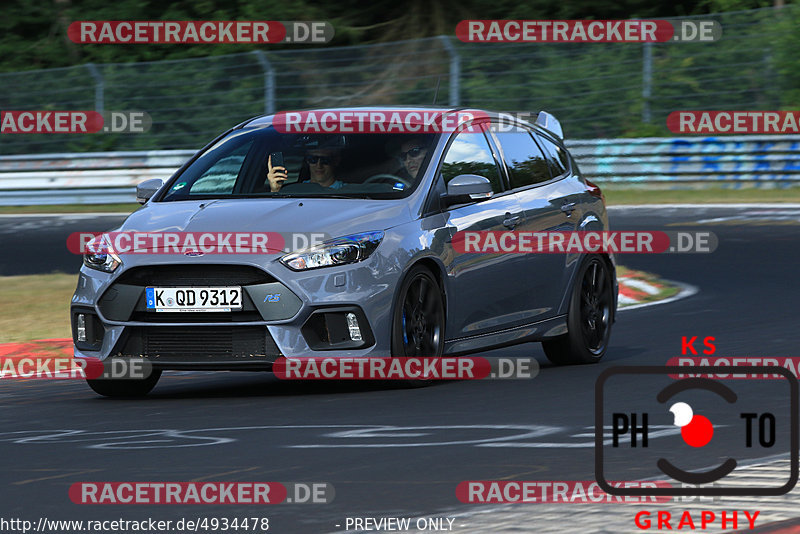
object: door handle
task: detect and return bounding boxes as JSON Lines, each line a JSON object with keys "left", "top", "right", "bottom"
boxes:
{"left": 503, "top": 214, "right": 521, "bottom": 229}
{"left": 560, "top": 202, "right": 576, "bottom": 215}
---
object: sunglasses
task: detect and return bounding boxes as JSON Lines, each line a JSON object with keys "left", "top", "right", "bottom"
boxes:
{"left": 400, "top": 147, "right": 426, "bottom": 160}
{"left": 306, "top": 155, "right": 334, "bottom": 165}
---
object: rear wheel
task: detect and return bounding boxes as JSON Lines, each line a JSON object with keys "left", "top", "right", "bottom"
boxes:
{"left": 86, "top": 370, "right": 162, "bottom": 397}
{"left": 542, "top": 255, "right": 614, "bottom": 365}
{"left": 391, "top": 266, "right": 445, "bottom": 384}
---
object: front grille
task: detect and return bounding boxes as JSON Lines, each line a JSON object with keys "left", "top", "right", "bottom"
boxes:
{"left": 100, "top": 265, "right": 277, "bottom": 323}
{"left": 115, "top": 326, "right": 282, "bottom": 363}
{"left": 114, "top": 265, "right": 274, "bottom": 287}
{"left": 128, "top": 311, "right": 264, "bottom": 323}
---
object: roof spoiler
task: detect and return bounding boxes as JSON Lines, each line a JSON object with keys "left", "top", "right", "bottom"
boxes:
{"left": 535, "top": 111, "right": 563, "bottom": 140}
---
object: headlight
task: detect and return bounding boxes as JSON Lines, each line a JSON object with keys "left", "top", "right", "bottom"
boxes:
{"left": 83, "top": 234, "right": 122, "bottom": 273}
{"left": 280, "top": 231, "right": 384, "bottom": 271}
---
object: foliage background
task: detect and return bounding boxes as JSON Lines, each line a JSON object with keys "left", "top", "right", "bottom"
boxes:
{"left": 0, "top": 0, "right": 796, "bottom": 153}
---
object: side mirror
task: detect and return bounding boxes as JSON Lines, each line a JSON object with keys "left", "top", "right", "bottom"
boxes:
{"left": 442, "top": 174, "right": 493, "bottom": 206}
{"left": 136, "top": 179, "right": 163, "bottom": 204}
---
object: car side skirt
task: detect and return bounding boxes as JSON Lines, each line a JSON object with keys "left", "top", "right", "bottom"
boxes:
{"left": 443, "top": 314, "right": 568, "bottom": 356}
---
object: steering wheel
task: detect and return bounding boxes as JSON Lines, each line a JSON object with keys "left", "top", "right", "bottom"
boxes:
{"left": 363, "top": 173, "right": 411, "bottom": 187}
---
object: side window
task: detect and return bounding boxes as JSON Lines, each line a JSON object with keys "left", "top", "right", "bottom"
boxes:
{"left": 440, "top": 129, "right": 503, "bottom": 194}
{"left": 535, "top": 134, "right": 570, "bottom": 177}
{"left": 188, "top": 140, "right": 253, "bottom": 195}
{"left": 493, "top": 130, "right": 551, "bottom": 189}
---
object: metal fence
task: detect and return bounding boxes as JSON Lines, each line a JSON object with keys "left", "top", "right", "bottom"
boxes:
{"left": 2, "top": 135, "right": 798, "bottom": 205}
{"left": 0, "top": 6, "right": 798, "bottom": 156}
{"left": 0, "top": 150, "right": 192, "bottom": 205}
{"left": 569, "top": 135, "right": 800, "bottom": 188}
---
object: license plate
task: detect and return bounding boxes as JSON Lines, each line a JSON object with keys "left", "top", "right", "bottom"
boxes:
{"left": 145, "top": 287, "right": 242, "bottom": 312}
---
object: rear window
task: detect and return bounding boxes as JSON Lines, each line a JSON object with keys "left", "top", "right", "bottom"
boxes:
{"left": 493, "top": 131, "right": 551, "bottom": 189}
{"left": 535, "top": 134, "right": 570, "bottom": 176}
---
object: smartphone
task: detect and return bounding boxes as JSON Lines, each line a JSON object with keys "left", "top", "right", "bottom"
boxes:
{"left": 269, "top": 151, "right": 284, "bottom": 169}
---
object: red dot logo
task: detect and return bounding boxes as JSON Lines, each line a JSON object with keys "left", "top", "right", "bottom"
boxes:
{"left": 670, "top": 402, "right": 714, "bottom": 448}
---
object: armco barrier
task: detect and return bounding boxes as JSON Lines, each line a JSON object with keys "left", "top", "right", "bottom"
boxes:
{"left": 1, "top": 136, "right": 799, "bottom": 205}
{"left": 0, "top": 150, "right": 194, "bottom": 206}
{"left": 570, "top": 135, "right": 800, "bottom": 188}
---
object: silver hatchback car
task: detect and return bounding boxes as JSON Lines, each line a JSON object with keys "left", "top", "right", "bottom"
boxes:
{"left": 72, "top": 107, "right": 617, "bottom": 396}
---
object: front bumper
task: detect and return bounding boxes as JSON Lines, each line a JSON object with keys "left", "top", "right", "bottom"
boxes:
{"left": 71, "top": 258, "right": 397, "bottom": 370}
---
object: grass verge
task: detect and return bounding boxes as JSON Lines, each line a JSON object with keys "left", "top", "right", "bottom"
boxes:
{"left": 0, "top": 273, "right": 77, "bottom": 343}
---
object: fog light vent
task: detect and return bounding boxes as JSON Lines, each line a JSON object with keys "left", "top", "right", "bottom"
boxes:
{"left": 77, "top": 314, "right": 87, "bottom": 342}
{"left": 300, "top": 308, "right": 374, "bottom": 350}
{"left": 346, "top": 312, "right": 362, "bottom": 341}
{"left": 72, "top": 309, "right": 104, "bottom": 351}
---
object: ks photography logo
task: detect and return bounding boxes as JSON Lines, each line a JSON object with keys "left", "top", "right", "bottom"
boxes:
{"left": 595, "top": 366, "right": 798, "bottom": 496}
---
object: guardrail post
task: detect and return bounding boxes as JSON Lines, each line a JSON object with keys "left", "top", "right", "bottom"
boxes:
{"left": 85, "top": 63, "right": 104, "bottom": 113}
{"left": 252, "top": 50, "right": 276, "bottom": 115}
{"left": 439, "top": 36, "right": 460, "bottom": 106}
{"left": 642, "top": 42, "right": 652, "bottom": 123}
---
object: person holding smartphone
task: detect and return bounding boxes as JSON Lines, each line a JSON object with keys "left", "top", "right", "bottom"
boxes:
{"left": 266, "top": 148, "right": 345, "bottom": 193}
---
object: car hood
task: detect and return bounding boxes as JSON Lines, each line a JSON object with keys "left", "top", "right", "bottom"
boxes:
{"left": 120, "top": 198, "right": 411, "bottom": 245}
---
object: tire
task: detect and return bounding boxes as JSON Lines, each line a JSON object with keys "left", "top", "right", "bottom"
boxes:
{"left": 391, "top": 265, "right": 445, "bottom": 384}
{"left": 542, "top": 255, "right": 615, "bottom": 365}
{"left": 86, "top": 370, "right": 162, "bottom": 397}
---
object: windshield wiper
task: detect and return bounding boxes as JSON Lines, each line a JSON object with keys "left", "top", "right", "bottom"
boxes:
{"left": 320, "top": 194, "right": 374, "bottom": 199}
{"left": 270, "top": 193, "right": 375, "bottom": 199}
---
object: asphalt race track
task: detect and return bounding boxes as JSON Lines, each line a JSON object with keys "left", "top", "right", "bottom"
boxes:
{"left": 0, "top": 205, "right": 798, "bottom": 533}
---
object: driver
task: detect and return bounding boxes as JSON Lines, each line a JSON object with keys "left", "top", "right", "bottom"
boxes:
{"left": 267, "top": 148, "right": 345, "bottom": 193}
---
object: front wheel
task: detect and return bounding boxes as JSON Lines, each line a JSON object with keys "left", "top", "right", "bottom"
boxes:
{"left": 86, "top": 370, "right": 162, "bottom": 397}
{"left": 542, "top": 255, "right": 615, "bottom": 365}
{"left": 391, "top": 266, "right": 445, "bottom": 385}
{"left": 392, "top": 266, "right": 445, "bottom": 357}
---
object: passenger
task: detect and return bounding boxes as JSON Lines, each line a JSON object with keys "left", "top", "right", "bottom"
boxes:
{"left": 397, "top": 137, "right": 430, "bottom": 181}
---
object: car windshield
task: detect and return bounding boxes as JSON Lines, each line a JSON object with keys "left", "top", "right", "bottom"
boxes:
{"left": 159, "top": 127, "right": 439, "bottom": 201}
